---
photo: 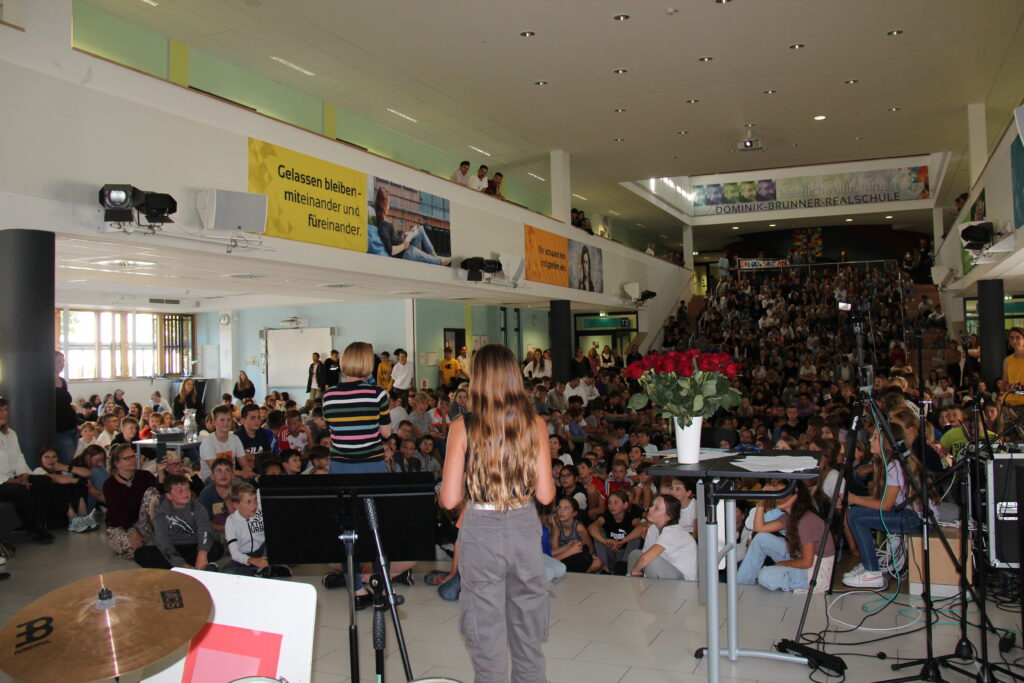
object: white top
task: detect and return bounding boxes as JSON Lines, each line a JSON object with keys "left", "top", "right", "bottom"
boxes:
{"left": 449, "top": 169, "right": 471, "bottom": 185}
{"left": 564, "top": 382, "right": 598, "bottom": 404}
{"left": 198, "top": 432, "right": 245, "bottom": 480}
{"left": 523, "top": 359, "right": 552, "bottom": 379}
{"left": 468, "top": 175, "right": 488, "bottom": 191}
{"left": 95, "top": 430, "right": 116, "bottom": 449}
{"left": 642, "top": 523, "right": 697, "bottom": 580}
{"left": 0, "top": 429, "right": 30, "bottom": 484}
{"left": 678, "top": 499, "right": 697, "bottom": 533}
{"left": 391, "top": 361, "right": 414, "bottom": 390}
{"left": 225, "top": 507, "right": 265, "bottom": 565}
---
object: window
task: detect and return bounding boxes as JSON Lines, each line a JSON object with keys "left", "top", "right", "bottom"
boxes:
{"left": 56, "top": 309, "right": 194, "bottom": 380}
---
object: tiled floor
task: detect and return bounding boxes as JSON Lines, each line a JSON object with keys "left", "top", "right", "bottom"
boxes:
{"left": 0, "top": 529, "right": 1019, "bottom": 682}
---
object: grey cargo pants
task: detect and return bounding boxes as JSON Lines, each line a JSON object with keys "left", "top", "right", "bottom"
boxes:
{"left": 459, "top": 504, "right": 550, "bottom": 683}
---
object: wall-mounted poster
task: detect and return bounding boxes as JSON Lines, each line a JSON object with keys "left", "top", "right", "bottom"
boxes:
{"left": 692, "top": 166, "right": 930, "bottom": 216}
{"left": 523, "top": 225, "right": 603, "bottom": 292}
{"left": 248, "top": 138, "right": 452, "bottom": 266}
{"left": 248, "top": 138, "right": 368, "bottom": 251}
{"left": 1010, "top": 135, "right": 1024, "bottom": 230}
{"left": 567, "top": 240, "right": 604, "bottom": 293}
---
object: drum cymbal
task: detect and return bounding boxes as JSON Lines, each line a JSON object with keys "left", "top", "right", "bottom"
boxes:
{"left": 0, "top": 569, "right": 212, "bottom": 683}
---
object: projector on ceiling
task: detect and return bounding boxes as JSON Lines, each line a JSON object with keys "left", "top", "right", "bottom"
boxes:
{"left": 736, "top": 138, "right": 763, "bottom": 151}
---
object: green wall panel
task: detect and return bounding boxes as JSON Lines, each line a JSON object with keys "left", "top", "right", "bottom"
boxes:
{"left": 72, "top": 0, "right": 168, "bottom": 79}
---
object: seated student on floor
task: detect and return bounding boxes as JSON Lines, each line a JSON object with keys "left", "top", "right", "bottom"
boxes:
{"left": 71, "top": 444, "right": 108, "bottom": 511}
{"left": 841, "top": 423, "right": 938, "bottom": 589}
{"left": 223, "top": 481, "right": 291, "bottom": 576}
{"left": 199, "top": 405, "right": 245, "bottom": 480}
{"left": 550, "top": 496, "right": 602, "bottom": 573}
{"left": 0, "top": 397, "right": 57, "bottom": 548}
{"left": 199, "top": 457, "right": 235, "bottom": 536}
{"left": 134, "top": 473, "right": 222, "bottom": 570}
{"left": 738, "top": 480, "right": 834, "bottom": 592}
{"left": 588, "top": 489, "right": 645, "bottom": 575}
{"left": 627, "top": 495, "right": 697, "bottom": 580}
{"left": 32, "top": 445, "right": 95, "bottom": 532}
{"left": 104, "top": 443, "right": 162, "bottom": 560}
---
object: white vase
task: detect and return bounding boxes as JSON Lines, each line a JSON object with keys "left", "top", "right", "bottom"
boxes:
{"left": 673, "top": 415, "right": 703, "bottom": 464}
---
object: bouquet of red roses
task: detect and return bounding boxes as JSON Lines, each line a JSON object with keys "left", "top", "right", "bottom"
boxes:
{"left": 625, "top": 350, "right": 742, "bottom": 427}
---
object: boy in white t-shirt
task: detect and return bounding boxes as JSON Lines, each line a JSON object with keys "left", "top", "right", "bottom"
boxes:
{"left": 198, "top": 405, "right": 244, "bottom": 480}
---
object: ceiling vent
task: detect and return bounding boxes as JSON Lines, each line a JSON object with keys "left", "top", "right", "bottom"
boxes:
{"left": 148, "top": 298, "right": 181, "bottom": 305}
{"left": 223, "top": 273, "right": 266, "bottom": 280}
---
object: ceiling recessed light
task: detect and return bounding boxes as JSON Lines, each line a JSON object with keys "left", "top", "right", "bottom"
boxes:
{"left": 613, "top": 13, "right": 630, "bottom": 21}
{"left": 533, "top": 80, "right": 548, "bottom": 85}
{"left": 887, "top": 29, "right": 903, "bottom": 36}
{"left": 693, "top": 250, "right": 699, "bottom": 255}
{"left": 609, "top": 210, "right": 621, "bottom": 216}
{"left": 686, "top": 98, "right": 699, "bottom": 104}
{"left": 94, "top": 259, "right": 156, "bottom": 268}
{"left": 386, "top": 107, "right": 418, "bottom": 123}
{"left": 614, "top": 107, "right": 626, "bottom": 112}
{"left": 320, "top": 282, "right": 352, "bottom": 288}
{"left": 677, "top": 130, "right": 688, "bottom": 135}
{"left": 885, "top": 215, "right": 894, "bottom": 219}
{"left": 888, "top": 106, "right": 900, "bottom": 112}
{"left": 527, "top": 172, "right": 546, "bottom": 182}
{"left": 855, "top": 136, "right": 864, "bottom": 141}
{"left": 613, "top": 137, "right": 624, "bottom": 142}
{"left": 698, "top": 56, "right": 713, "bottom": 62}
{"left": 139, "top": 0, "right": 159, "bottom": 5}
{"left": 468, "top": 145, "right": 491, "bottom": 156}
{"left": 715, "top": 0, "right": 731, "bottom": 3}
{"left": 519, "top": 30, "right": 535, "bottom": 37}
{"left": 224, "top": 273, "right": 266, "bottom": 280}
{"left": 768, "top": 223, "right": 777, "bottom": 227}
{"left": 613, "top": 68, "right": 628, "bottom": 74}
{"left": 763, "top": 89, "right": 777, "bottom": 94}
{"left": 845, "top": 218, "right": 853, "bottom": 222}
{"left": 731, "top": 226, "right": 739, "bottom": 230}
{"left": 666, "top": 7, "right": 679, "bottom": 14}
{"left": 572, "top": 193, "right": 588, "bottom": 201}
{"left": 845, "top": 79, "right": 859, "bottom": 85}
{"left": 270, "top": 56, "right": 315, "bottom": 77}
{"left": 789, "top": 43, "right": 805, "bottom": 50}
{"left": 813, "top": 114, "right": 827, "bottom": 121}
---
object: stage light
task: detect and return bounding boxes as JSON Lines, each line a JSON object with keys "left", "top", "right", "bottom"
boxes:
{"left": 98, "top": 184, "right": 142, "bottom": 222}
{"left": 140, "top": 192, "right": 177, "bottom": 224}
{"left": 638, "top": 290, "right": 657, "bottom": 304}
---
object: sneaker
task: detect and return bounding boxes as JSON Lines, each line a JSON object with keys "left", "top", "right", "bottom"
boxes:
{"left": 270, "top": 565, "right": 293, "bottom": 578}
{"left": 842, "top": 565, "right": 866, "bottom": 580}
{"left": 0, "top": 556, "right": 6, "bottom": 566}
{"left": 842, "top": 569, "right": 886, "bottom": 589}
{"left": 393, "top": 569, "right": 415, "bottom": 586}
{"left": 66, "top": 517, "right": 84, "bottom": 533}
{"left": 322, "top": 571, "right": 346, "bottom": 589}
{"left": 85, "top": 510, "right": 100, "bottom": 530}
{"left": 255, "top": 566, "right": 272, "bottom": 578}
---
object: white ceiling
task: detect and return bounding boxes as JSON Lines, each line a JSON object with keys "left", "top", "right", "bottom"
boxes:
{"left": 80, "top": 0, "right": 1024, "bottom": 253}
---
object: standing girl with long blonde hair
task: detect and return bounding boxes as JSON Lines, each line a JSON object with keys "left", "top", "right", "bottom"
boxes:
{"left": 440, "top": 344, "right": 554, "bottom": 683}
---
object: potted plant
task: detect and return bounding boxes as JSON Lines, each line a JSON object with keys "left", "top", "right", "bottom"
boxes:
{"left": 625, "top": 350, "right": 742, "bottom": 463}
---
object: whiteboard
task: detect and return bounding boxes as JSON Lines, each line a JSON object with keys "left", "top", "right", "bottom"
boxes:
{"left": 265, "top": 327, "right": 332, "bottom": 389}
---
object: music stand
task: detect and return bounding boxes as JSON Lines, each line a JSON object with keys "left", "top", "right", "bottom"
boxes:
{"left": 651, "top": 452, "right": 823, "bottom": 683}
{"left": 259, "top": 473, "right": 436, "bottom": 683}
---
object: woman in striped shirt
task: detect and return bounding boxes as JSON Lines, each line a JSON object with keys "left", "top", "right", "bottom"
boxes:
{"left": 322, "top": 341, "right": 392, "bottom": 474}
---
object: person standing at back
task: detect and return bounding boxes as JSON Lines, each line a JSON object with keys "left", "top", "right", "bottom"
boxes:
{"left": 323, "top": 349, "right": 341, "bottom": 389}
{"left": 307, "top": 352, "right": 326, "bottom": 400}
{"left": 440, "top": 344, "right": 555, "bottom": 683}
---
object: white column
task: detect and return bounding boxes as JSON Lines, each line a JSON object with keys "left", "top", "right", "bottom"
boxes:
{"left": 549, "top": 149, "right": 571, "bottom": 223}
{"left": 967, "top": 103, "right": 987, "bottom": 187}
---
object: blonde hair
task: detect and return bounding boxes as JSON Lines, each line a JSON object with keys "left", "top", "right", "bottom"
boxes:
{"left": 465, "top": 344, "right": 538, "bottom": 510}
{"left": 341, "top": 341, "right": 374, "bottom": 378}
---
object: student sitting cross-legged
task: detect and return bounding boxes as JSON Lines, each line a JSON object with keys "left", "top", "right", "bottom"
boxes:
{"left": 223, "top": 482, "right": 291, "bottom": 577}
{"left": 737, "top": 480, "right": 834, "bottom": 592}
{"left": 134, "top": 473, "right": 223, "bottom": 570}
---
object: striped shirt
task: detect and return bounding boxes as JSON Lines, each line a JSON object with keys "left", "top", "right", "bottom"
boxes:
{"left": 322, "top": 381, "right": 391, "bottom": 462}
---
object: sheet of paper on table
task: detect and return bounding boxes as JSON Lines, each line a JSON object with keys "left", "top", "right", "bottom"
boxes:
{"left": 730, "top": 455, "right": 818, "bottom": 473}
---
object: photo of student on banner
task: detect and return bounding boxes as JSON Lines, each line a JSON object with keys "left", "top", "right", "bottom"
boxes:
{"left": 367, "top": 177, "right": 452, "bottom": 266}
{"left": 568, "top": 241, "right": 604, "bottom": 293}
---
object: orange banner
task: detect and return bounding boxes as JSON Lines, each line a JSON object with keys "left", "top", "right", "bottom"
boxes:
{"left": 524, "top": 225, "right": 569, "bottom": 287}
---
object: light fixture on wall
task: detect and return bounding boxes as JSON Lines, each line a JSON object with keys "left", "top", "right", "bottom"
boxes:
{"left": 98, "top": 184, "right": 176, "bottom": 228}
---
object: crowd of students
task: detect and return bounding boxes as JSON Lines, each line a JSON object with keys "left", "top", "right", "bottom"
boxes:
{"left": 3, "top": 255, "right": 1004, "bottom": 598}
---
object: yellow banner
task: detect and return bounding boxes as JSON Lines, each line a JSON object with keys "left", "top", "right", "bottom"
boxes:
{"left": 524, "top": 225, "right": 569, "bottom": 287}
{"left": 248, "top": 138, "right": 368, "bottom": 251}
